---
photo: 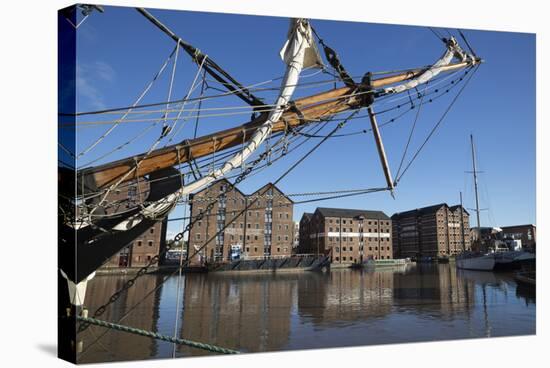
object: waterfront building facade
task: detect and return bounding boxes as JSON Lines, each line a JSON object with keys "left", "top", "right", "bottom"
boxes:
{"left": 391, "top": 203, "right": 470, "bottom": 258}
{"left": 188, "top": 179, "right": 294, "bottom": 264}
{"left": 100, "top": 178, "right": 168, "bottom": 269}
{"left": 500, "top": 224, "right": 536, "bottom": 251}
{"left": 293, "top": 221, "right": 300, "bottom": 251}
{"left": 297, "top": 207, "right": 393, "bottom": 264}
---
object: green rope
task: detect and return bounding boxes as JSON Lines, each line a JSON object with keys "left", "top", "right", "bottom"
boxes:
{"left": 77, "top": 316, "right": 240, "bottom": 355}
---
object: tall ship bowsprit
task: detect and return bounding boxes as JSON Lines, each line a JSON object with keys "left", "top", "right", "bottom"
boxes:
{"left": 58, "top": 4, "right": 482, "bottom": 360}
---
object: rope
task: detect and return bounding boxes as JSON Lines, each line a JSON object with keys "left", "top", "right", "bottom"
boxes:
{"left": 77, "top": 45, "right": 178, "bottom": 158}
{"left": 163, "top": 55, "right": 208, "bottom": 145}
{"left": 76, "top": 316, "right": 239, "bottom": 354}
{"left": 395, "top": 65, "right": 479, "bottom": 183}
{"left": 162, "top": 39, "right": 180, "bottom": 132}
{"left": 64, "top": 68, "right": 464, "bottom": 128}
{"left": 428, "top": 27, "right": 446, "bottom": 43}
{"left": 395, "top": 83, "right": 428, "bottom": 181}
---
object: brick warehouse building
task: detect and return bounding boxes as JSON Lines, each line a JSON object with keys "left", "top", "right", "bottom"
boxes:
{"left": 391, "top": 203, "right": 470, "bottom": 259}
{"left": 100, "top": 178, "right": 168, "bottom": 269}
{"left": 298, "top": 208, "right": 393, "bottom": 264}
{"left": 500, "top": 224, "right": 536, "bottom": 251}
{"left": 188, "top": 179, "right": 294, "bottom": 264}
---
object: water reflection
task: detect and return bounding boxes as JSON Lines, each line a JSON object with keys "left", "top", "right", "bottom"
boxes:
{"left": 78, "top": 265, "right": 535, "bottom": 363}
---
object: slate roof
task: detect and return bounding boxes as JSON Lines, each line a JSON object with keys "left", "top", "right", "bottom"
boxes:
{"left": 315, "top": 207, "right": 390, "bottom": 220}
{"left": 392, "top": 203, "right": 468, "bottom": 218}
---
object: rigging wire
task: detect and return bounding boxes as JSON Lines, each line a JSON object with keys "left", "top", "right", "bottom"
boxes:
{"left": 76, "top": 45, "right": 178, "bottom": 158}
{"left": 395, "top": 83, "right": 429, "bottom": 181}
{"left": 395, "top": 64, "right": 480, "bottom": 184}
{"left": 428, "top": 27, "right": 447, "bottom": 43}
{"left": 64, "top": 67, "right": 465, "bottom": 128}
{"left": 60, "top": 65, "right": 440, "bottom": 119}
{"left": 78, "top": 111, "right": 375, "bottom": 356}
{"left": 76, "top": 69, "right": 468, "bottom": 208}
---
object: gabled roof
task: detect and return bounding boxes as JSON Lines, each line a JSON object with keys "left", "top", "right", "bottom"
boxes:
{"left": 315, "top": 207, "right": 390, "bottom": 220}
{"left": 300, "top": 212, "right": 313, "bottom": 222}
{"left": 251, "top": 182, "right": 294, "bottom": 203}
{"left": 191, "top": 178, "right": 246, "bottom": 198}
{"left": 500, "top": 224, "right": 536, "bottom": 230}
{"left": 392, "top": 203, "right": 469, "bottom": 218}
{"left": 449, "top": 205, "right": 469, "bottom": 215}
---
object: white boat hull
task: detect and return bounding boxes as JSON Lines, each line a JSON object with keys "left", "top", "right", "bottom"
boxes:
{"left": 456, "top": 254, "right": 495, "bottom": 271}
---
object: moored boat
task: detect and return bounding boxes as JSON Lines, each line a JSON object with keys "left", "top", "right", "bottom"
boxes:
{"left": 456, "top": 252, "right": 495, "bottom": 271}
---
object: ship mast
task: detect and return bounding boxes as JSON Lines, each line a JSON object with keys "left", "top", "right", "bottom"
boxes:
{"left": 460, "top": 191, "right": 465, "bottom": 251}
{"left": 470, "top": 134, "right": 481, "bottom": 228}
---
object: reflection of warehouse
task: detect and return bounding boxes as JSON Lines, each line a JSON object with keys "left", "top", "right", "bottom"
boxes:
{"left": 391, "top": 203, "right": 470, "bottom": 259}
{"left": 80, "top": 275, "right": 163, "bottom": 363}
{"left": 392, "top": 265, "right": 475, "bottom": 319}
{"left": 178, "top": 274, "right": 294, "bottom": 355}
{"left": 297, "top": 270, "right": 394, "bottom": 324}
{"left": 188, "top": 179, "right": 294, "bottom": 265}
{"left": 298, "top": 207, "right": 393, "bottom": 264}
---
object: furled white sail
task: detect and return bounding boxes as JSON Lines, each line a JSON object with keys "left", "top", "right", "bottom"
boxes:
{"left": 113, "top": 18, "right": 322, "bottom": 231}
{"left": 382, "top": 37, "right": 474, "bottom": 95}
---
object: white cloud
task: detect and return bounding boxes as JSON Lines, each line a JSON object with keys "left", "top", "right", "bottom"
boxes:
{"left": 76, "top": 61, "right": 115, "bottom": 110}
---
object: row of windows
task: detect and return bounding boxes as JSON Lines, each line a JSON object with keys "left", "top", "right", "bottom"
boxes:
{"left": 134, "top": 240, "right": 154, "bottom": 247}
{"left": 196, "top": 234, "right": 290, "bottom": 242}
{"left": 328, "top": 219, "right": 391, "bottom": 226}
{"left": 198, "top": 221, "right": 292, "bottom": 230}
{"left": 243, "top": 246, "right": 289, "bottom": 253}
{"left": 328, "top": 237, "right": 391, "bottom": 242}
{"left": 328, "top": 227, "right": 390, "bottom": 233}
{"left": 335, "top": 246, "right": 391, "bottom": 252}
{"left": 334, "top": 255, "right": 391, "bottom": 261}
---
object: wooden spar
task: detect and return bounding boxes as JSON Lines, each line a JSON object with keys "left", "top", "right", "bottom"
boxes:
{"left": 79, "top": 59, "right": 479, "bottom": 190}
{"left": 367, "top": 105, "right": 394, "bottom": 192}
{"left": 136, "top": 8, "right": 264, "bottom": 108}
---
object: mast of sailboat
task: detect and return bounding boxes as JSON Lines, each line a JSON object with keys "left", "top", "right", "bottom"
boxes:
{"left": 460, "top": 191, "right": 465, "bottom": 251}
{"left": 470, "top": 134, "right": 481, "bottom": 228}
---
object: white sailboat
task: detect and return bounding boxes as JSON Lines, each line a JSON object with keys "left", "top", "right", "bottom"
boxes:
{"left": 456, "top": 135, "right": 495, "bottom": 271}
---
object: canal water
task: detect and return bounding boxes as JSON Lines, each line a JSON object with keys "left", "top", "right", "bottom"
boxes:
{"left": 78, "top": 264, "right": 536, "bottom": 363}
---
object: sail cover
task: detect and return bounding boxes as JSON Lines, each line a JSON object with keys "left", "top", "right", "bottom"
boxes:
{"left": 113, "top": 18, "right": 322, "bottom": 231}
{"left": 382, "top": 37, "right": 473, "bottom": 95}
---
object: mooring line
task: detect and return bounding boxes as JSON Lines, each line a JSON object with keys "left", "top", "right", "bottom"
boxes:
{"left": 77, "top": 316, "right": 240, "bottom": 355}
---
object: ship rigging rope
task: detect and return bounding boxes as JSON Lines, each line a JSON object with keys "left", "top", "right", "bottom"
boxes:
{"left": 63, "top": 67, "right": 465, "bottom": 128}
{"left": 395, "top": 64, "right": 480, "bottom": 184}
{"left": 75, "top": 70, "right": 466, "bottom": 207}
{"left": 60, "top": 63, "right": 454, "bottom": 120}
{"left": 395, "top": 83, "right": 429, "bottom": 180}
{"left": 76, "top": 95, "right": 345, "bottom": 208}
{"left": 86, "top": 57, "right": 209, "bottom": 218}
{"left": 163, "top": 54, "right": 208, "bottom": 144}
{"left": 78, "top": 121, "right": 296, "bottom": 336}
{"left": 77, "top": 111, "right": 371, "bottom": 349}
{"left": 61, "top": 67, "right": 341, "bottom": 117}
{"left": 76, "top": 316, "right": 239, "bottom": 354}
{"left": 163, "top": 64, "right": 208, "bottom": 147}
{"left": 76, "top": 45, "right": 178, "bottom": 158}
{"left": 75, "top": 68, "right": 465, "bottom": 213}
{"left": 77, "top": 120, "right": 318, "bottom": 206}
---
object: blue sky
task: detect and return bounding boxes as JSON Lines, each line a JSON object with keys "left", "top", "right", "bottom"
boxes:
{"left": 66, "top": 5, "right": 536, "bottom": 237}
